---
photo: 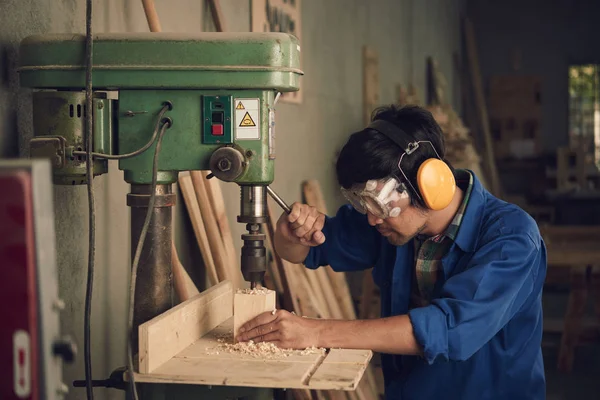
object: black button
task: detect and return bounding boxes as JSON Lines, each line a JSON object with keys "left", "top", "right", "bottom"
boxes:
{"left": 212, "top": 112, "right": 224, "bottom": 123}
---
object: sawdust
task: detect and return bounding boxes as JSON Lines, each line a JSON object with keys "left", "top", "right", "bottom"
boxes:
{"left": 205, "top": 331, "right": 324, "bottom": 359}
{"left": 236, "top": 287, "right": 273, "bottom": 295}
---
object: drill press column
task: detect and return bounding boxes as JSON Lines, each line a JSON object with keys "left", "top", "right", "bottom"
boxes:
{"left": 238, "top": 185, "right": 268, "bottom": 288}
{"left": 127, "top": 183, "right": 176, "bottom": 353}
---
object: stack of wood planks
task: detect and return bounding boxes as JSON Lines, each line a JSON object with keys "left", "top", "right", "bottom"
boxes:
{"left": 178, "top": 171, "right": 245, "bottom": 291}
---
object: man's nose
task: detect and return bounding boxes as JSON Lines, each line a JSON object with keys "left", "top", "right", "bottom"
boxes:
{"left": 367, "top": 212, "right": 383, "bottom": 226}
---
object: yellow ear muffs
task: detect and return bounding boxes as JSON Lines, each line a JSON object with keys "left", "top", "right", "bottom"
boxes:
{"left": 416, "top": 158, "right": 456, "bottom": 210}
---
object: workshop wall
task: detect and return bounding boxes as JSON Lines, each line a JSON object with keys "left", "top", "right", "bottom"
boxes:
{"left": 0, "top": 1, "right": 464, "bottom": 399}
{"left": 467, "top": 0, "right": 600, "bottom": 154}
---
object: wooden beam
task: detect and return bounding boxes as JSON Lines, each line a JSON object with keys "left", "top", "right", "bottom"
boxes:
{"left": 138, "top": 280, "right": 233, "bottom": 373}
{"left": 463, "top": 16, "right": 502, "bottom": 197}
{"left": 172, "top": 240, "right": 200, "bottom": 303}
{"left": 141, "top": 0, "right": 162, "bottom": 32}
{"left": 363, "top": 46, "right": 379, "bottom": 125}
{"left": 202, "top": 171, "right": 239, "bottom": 283}
{"left": 207, "top": 0, "right": 226, "bottom": 32}
{"left": 191, "top": 171, "right": 244, "bottom": 289}
{"left": 233, "top": 289, "right": 276, "bottom": 341}
{"left": 179, "top": 174, "right": 219, "bottom": 286}
{"left": 303, "top": 180, "right": 356, "bottom": 320}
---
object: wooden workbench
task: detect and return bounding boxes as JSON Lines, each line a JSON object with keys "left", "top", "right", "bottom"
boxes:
{"left": 134, "top": 280, "right": 372, "bottom": 390}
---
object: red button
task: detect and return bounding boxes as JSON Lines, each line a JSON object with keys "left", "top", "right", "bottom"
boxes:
{"left": 211, "top": 124, "right": 224, "bottom": 136}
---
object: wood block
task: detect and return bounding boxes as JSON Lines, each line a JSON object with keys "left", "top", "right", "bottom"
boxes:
{"left": 138, "top": 280, "right": 233, "bottom": 373}
{"left": 233, "top": 289, "right": 276, "bottom": 341}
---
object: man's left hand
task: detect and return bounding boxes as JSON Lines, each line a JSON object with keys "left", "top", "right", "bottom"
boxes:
{"left": 237, "top": 309, "right": 321, "bottom": 349}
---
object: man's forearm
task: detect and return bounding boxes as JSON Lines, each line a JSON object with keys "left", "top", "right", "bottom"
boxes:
{"left": 313, "top": 315, "right": 422, "bottom": 355}
{"left": 274, "top": 231, "right": 310, "bottom": 264}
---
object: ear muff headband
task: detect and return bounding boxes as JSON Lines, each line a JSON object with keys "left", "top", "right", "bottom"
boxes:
{"left": 367, "top": 119, "right": 456, "bottom": 210}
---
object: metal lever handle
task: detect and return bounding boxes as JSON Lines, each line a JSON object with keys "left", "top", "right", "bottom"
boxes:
{"left": 266, "top": 186, "right": 291, "bottom": 214}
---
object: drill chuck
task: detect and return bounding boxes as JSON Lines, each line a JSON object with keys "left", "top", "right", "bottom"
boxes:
{"left": 240, "top": 225, "right": 267, "bottom": 284}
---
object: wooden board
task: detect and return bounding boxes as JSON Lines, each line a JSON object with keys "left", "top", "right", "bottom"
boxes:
{"left": 134, "top": 318, "right": 371, "bottom": 390}
{"left": 179, "top": 174, "right": 219, "bottom": 286}
{"left": 463, "top": 16, "right": 502, "bottom": 197}
{"left": 138, "top": 280, "right": 233, "bottom": 373}
{"left": 233, "top": 290, "right": 277, "bottom": 341}
{"left": 135, "top": 282, "right": 372, "bottom": 390}
{"left": 363, "top": 46, "right": 379, "bottom": 125}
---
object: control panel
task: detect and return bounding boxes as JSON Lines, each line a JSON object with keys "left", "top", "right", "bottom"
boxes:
{"left": 202, "top": 95, "right": 233, "bottom": 144}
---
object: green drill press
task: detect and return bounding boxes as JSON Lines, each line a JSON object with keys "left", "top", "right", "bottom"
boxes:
{"left": 19, "top": 31, "right": 301, "bottom": 388}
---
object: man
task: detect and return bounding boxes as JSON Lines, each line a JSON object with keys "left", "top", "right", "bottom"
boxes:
{"left": 238, "top": 105, "right": 547, "bottom": 399}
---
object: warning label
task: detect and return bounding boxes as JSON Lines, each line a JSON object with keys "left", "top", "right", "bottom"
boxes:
{"left": 239, "top": 112, "right": 256, "bottom": 127}
{"left": 234, "top": 98, "right": 260, "bottom": 140}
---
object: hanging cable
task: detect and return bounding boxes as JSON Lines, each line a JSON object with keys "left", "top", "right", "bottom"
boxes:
{"left": 72, "top": 103, "right": 171, "bottom": 160}
{"left": 126, "top": 115, "right": 172, "bottom": 400}
{"left": 84, "top": 0, "right": 94, "bottom": 398}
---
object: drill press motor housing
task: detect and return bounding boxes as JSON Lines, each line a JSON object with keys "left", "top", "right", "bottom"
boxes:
{"left": 19, "top": 31, "right": 302, "bottom": 333}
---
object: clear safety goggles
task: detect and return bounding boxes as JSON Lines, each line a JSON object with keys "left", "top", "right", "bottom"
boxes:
{"left": 341, "top": 176, "right": 412, "bottom": 219}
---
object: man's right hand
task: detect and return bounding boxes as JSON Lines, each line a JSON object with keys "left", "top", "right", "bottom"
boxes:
{"left": 276, "top": 202, "right": 326, "bottom": 247}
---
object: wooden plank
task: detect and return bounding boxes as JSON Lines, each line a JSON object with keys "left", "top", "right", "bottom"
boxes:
{"left": 134, "top": 347, "right": 370, "bottom": 391}
{"left": 463, "top": 16, "right": 502, "bottom": 197}
{"left": 138, "top": 280, "right": 233, "bottom": 373}
{"left": 202, "top": 171, "right": 240, "bottom": 285}
{"left": 179, "top": 319, "right": 325, "bottom": 363}
{"left": 141, "top": 0, "right": 162, "bottom": 32}
{"left": 137, "top": 357, "right": 318, "bottom": 389}
{"left": 363, "top": 46, "right": 379, "bottom": 125}
{"left": 179, "top": 174, "right": 219, "bottom": 286}
{"left": 191, "top": 171, "right": 243, "bottom": 289}
{"left": 309, "top": 349, "right": 372, "bottom": 391}
{"left": 302, "top": 180, "right": 356, "bottom": 320}
{"left": 207, "top": 0, "right": 226, "bottom": 32}
{"left": 172, "top": 240, "right": 200, "bottom": 303}
{"left": 233, "top": 289, "right": 277, "bottom": 341}
{"left": 265, "top": 200, "right": 301, "bottom": 313}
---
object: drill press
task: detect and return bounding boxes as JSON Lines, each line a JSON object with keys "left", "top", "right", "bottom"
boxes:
{"left": 19, "top": 31, "right": 301, "bottom": 348}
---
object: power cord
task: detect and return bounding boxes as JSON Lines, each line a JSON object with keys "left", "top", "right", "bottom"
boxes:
{"left": 73, "top": 104, "right": 171, "bottom": 160}
{"left": 84, "top": 0, "right": 94, "bottom": 397}
{"left": 127, "top": 115, "right": 172, "bottom": 400}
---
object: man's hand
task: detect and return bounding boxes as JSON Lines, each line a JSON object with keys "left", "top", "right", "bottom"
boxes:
{"left": 277, "top": 202, "right": 326, "bottom": 247}
{"left": 237, "top": 309, "right": 321, "bottom": 349}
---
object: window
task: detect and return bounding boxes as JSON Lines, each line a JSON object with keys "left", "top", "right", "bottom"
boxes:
{"left": 568, "top": 64, "right": 600, "bottom": 167}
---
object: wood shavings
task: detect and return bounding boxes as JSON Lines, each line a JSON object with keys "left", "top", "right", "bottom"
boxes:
{"left": 205, "top": 333, "right": 325, "bottom": 359}
{"left": 236, "top": 287, "right": 273, "bottom": 295}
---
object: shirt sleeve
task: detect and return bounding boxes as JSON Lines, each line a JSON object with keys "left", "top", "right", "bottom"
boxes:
{"left": 407, "top": 231, "right": 544, "bottom": 364}
{"left": 304, "top": 204, "right": 380, "bottom": 272}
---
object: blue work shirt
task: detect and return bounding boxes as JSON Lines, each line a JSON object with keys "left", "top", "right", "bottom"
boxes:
{"left": 304, "top": 171, "right": 547, "bottom": 400}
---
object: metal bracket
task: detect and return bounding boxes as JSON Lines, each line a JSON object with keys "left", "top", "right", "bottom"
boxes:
{"left": 29, "top": 136, "right": 67, "bottom": 168}
{"left": 406, "top": 141, "right": 419, "bottom": 155}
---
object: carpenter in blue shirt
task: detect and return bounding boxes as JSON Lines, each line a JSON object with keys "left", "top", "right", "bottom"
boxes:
{"left": 238, "top": 105, "right": 547, "bottom": 400}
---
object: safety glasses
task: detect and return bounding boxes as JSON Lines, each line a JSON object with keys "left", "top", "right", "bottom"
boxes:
{"left": 340, "top": 176, "right": 411, "bottom": 219}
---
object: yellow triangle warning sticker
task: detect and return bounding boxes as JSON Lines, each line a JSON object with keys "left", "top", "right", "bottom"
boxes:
{"left": 239, "top": 112, "right": 256, "bottom": 127}
{"left": 236, "top": 101, "right": 245, "bottom": 110}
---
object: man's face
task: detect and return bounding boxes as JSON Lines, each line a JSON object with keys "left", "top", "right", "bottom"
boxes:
{"left": 367, "top": 203, "right": 428, "bottom": 246}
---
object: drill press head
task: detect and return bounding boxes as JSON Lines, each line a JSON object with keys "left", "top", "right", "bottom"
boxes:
{"left": 19, "top": 32, "right": 302, "bottom": 290}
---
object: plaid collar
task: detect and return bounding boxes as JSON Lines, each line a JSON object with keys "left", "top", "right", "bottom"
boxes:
{"left": 417, "top": 169, "right": 474, "bottom": 243}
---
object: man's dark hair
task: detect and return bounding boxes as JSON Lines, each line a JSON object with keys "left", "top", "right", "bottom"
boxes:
{"left": 336, "top": 104, "right": 451, "bottom": 208}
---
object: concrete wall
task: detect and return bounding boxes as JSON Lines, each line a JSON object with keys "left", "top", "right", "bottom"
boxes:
{"left": 0, "top": 1, "right": 464, "bottom": 399}
{"left": 467, "top": 0, "right": 600, "bottom": 153}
